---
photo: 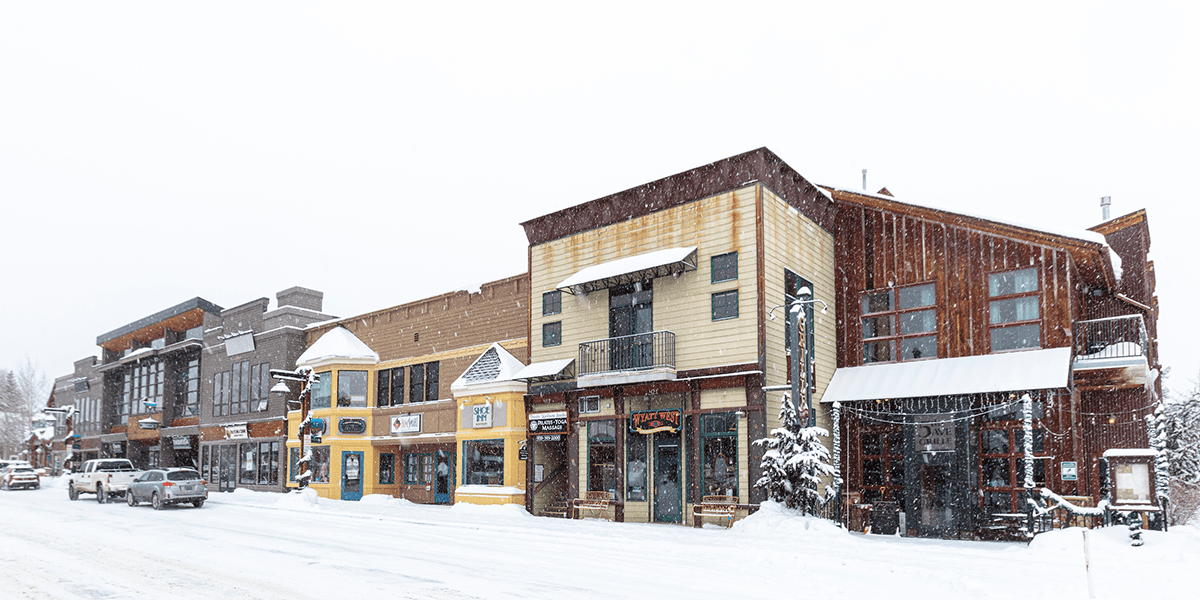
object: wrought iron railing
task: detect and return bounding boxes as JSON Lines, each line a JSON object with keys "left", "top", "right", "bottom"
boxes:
{"left": 578, "top": 330, "right": 676, "bottom": 376}
{"left": 1073, "top": 314, "right": 1148, "bottom": 362}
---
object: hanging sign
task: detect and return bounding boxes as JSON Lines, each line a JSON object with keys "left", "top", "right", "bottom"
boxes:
{"left": 1061, "top": 461, "right": 1078, "bottom": 481}
{"left": 472, "top": 401, "right": 493, "bottom": 428}
{"left": 914, "top": 414, "right": 954, "bottom": 452}
{"left": 630, "top": 409, "right": 682, "bottom": 434}
{"left": 390, "top": 414, "right": 422, "bottom": 434}
{"left": 528, "top": 411, "right": 568, "bottom": 435}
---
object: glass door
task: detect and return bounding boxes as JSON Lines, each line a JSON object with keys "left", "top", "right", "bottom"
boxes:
{"left": 218, "top": 445, "right": 236, "bottom": 493}
{"left": 341, "top": 451, "right": 363, "bottom": 501}
{"left": 434, "top": 450, "right": 455, "bottom": 504}
{"left": 653, "top": 431, "right": 682, "bottom": 523}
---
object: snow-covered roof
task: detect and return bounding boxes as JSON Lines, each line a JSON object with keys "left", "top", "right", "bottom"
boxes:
{"left": 1102, "top": 448, "right": 1158, "bottom": 458}
{"left": 557, "top": 247, "right": 698, "bottom": 294}
{"left": 821, "top": 347, "right": 1072, "bottom": 403}
{"left": 296, "top": 326, "right": 379, "bottom": 368}
{"left": 513, "top": 358, "right": 575, "bottom": 383}
{"left": 450, "top": 343, "right": 527, "bottom": 393}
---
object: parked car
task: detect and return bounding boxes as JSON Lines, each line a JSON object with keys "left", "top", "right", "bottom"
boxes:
{"left": 1, "top": 465, "right": 40, "bottom": 490}
{"left": 0, "top": 459, "right": 33, "bottom": 471}
{"left": 126, "top": 468, "right": 208, "bottom": 509}
{"left": 68, "top": 459, "right": 141, "bottom": 503}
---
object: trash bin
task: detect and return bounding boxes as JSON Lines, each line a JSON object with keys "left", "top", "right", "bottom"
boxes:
{"left": 871, "top": 501, "right": 900, "bottom": 535}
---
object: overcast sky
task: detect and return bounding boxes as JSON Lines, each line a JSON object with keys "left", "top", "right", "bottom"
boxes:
{"left": 2, "top": 2, "right": 1196, "bottom": 399}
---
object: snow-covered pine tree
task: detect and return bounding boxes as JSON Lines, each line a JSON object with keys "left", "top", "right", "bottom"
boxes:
{"left": 1164, "top": 376, "right": 1200, "bottom": 485}
{"left": 754, "top": 394, "right": 836, "bottom": 515}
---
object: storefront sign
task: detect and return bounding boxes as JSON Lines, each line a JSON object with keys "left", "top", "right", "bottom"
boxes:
{"left": 473, "top": 401, "right": 493, "bottom": 428}
{"left": 390, "top": 414, "right": 422, "bottom": 434}
{"left": 630, "top": 409, "right": 682, "bottom": 434}
{"left": 338, "top": 418, "right": 367, "bottom": 434}
{"left": 310, "top": 418, "right": 327, "bottom": 436}
{"left": 1061, "top": 461, "right": 1078, "bottom": 481}
{"left": 225, "top": 424, "right": 248, "bottom": 440}
{"left": 914, "top": 415, "right": 954, "bottom": 452}
{"left": 172, "top": 436, "right": 191, "bottom": 449}
{"left": 528, "top": 411, "right": 568, "bottom": 435}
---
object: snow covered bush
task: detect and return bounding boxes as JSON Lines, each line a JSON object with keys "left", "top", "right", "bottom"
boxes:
{"left": 754, "top": 395, "right": 835, "bottom": 516}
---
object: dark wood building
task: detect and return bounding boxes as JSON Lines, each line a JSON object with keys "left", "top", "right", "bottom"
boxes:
{"left": 823, "top": 187, "right": 1159, "bottom": 538}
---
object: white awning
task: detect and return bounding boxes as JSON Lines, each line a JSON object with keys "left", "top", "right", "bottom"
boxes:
{"left": 820, "top": 347, "right": 1072, "bottom": 403}
{"left": 556, "top": 247, "right": 698, "bottom": 294}
{"left": 513, "top": 359, "right": 576, "bottom": 383}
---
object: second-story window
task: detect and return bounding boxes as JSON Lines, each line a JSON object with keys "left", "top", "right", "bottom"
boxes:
{"left": 543, "top": 321, "right": 562, "bottom": 346}
{"left": 712, "top": 290, "right": 739, "bottom": 321}
{"left": 408, "top": 362, "right": 440, "bottom": 403}
{"left": 543, "top": 290, "right": 562, "bottom": 315}
{"left": 711, "top": 252, "right": 738, "bottom": 283}
{"left": 337, "top": 370, "right": 368, "bottom": 407}
{"left": 377, "top": 367, "right": 405, "bottom": 407}
{"left": 988, "top": 268, "right": 1040, "bottom": 352}
{"left": 861, "top": 283, "right": 937, "bottom": 363}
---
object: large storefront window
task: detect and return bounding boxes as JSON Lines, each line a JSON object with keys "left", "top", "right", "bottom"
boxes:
{"left": 588, "top": 421, "right": 617, "bottom": 495}
{"left": 337, "top": 370, "right": 368, "bottom": 407}
{"left": 258, "top": 441, "right": 279, "bottom": 485}
{"left": 311, "top": 446, "right": 330, "bottom": 483}
{"left": 860, "top": 428, "right": 904, "bottom": 504}
{"left": 463, "top": 439, "right": 504, "bottom": 485}
{"left": 379, "top": 453, "right": 395, "bottom": 484}
{"left": 701, "top": 413, "right": 738, "bottom": 497}
{"left": 311, "top": 372, "right": 332, "bottom": 409}
{"left": 404, "top": 453, "right": 434, "bottom": 485}
{"left": 980, "top": 400, "right": 1047, "bottom": 513}
{"left": 240, "top": 443, "right": 257, "bottom": 484}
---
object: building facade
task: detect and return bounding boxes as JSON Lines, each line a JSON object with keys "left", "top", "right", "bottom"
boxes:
{"left": 519, "top": 148, "right": 838, "bottom": 523}
{"left": 285, "top": 275, "right": 529, "bottom": 502}
{"left": 823, "top": 187, "right": 1159, "bottom": 538}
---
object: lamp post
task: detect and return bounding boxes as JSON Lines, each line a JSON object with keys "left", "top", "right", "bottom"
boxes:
{"left": 768, "top": 287, "right": 828, "bottom": 427}
{"left": 272, "top": 367, "right": 316, "bottom": 490}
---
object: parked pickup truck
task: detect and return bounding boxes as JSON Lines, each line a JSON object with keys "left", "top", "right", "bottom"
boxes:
{"left": 68, "top": 459, "right": 142, "bottom": 503}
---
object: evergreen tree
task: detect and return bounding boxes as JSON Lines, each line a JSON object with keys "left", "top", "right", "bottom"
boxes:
{"left": 754, "top": 395, "right": 836, "bottom": 515}
{"left": 1164, "top": 375, "right": 1200, "bottom": 485}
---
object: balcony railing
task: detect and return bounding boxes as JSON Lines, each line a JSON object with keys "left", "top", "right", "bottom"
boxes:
{"left": 1073, "top": 315, "right": 1148, "bottom": 363}
{"left": 578, "top": 330, "right": 676, "bottom": 377}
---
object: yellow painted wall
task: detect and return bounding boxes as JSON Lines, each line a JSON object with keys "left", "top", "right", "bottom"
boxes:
{"left": 454, "top": 389, "right": 528, "bottom": 506}
{"left": 530, "top": 187, "right": 759, "bottom": 371}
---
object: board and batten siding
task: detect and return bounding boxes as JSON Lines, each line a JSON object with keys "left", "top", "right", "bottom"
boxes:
{"left": 760, "top": 188, "right": 838, "bottom": 433}
{"left": 529, "top": 187, "right": 760, "bottom": 372}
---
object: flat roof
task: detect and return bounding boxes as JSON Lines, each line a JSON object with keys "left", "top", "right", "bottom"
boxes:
{"left": 97, "top": 297, "right": 223, "bottom": 345}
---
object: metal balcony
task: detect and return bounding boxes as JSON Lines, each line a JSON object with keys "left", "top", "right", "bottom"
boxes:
{"left": 577, "top": 330, "right": 676, "bottom": 388}
{"left": 1072, "top": 315, "right": 1150, "bottom": 390}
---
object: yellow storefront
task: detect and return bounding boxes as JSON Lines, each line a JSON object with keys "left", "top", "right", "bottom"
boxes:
{"left": 451, "top": 343, "right": 529, "bottom": 506}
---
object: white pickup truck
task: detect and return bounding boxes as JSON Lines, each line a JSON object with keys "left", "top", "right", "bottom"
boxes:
{"left": 68, "top": 459, "right": 142, "bottom": 503}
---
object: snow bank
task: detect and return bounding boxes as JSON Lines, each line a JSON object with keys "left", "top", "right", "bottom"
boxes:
{"left": 731, "top": 500, "right": 848, "bottom": 539}
{"left": 449, "top": 501, "right": 533, "bottom": 521}
{"left": 273, "top": 487, "right": 320, "bottom": 510}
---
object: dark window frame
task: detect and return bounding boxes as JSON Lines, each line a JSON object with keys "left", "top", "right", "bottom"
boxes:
{"left": 543, "top": 321, "right": 562, "bottom": 346}
{"left": 379, "top": 452, "right": 395, "bottom": 484}
{"left": 860, "top": 282, "right": 938, "bottom": 364}
{"left": 543, "top": 290, "right": 562, "bottom": 316}
{"left": 858, "top": 425, "right": 905, "bottom": 505}
{"left": 711, "top": 252, "right": 738, "bottom": 283}
{"left": 711, "top": 289, "right": 739, "bottom": 321}
{"left": 987, "top": 267, "right": 1042, "bottom": 352}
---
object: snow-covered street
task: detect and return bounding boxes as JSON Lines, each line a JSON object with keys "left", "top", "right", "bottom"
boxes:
{"left": 1, "top": 477, "right": 1196, "bottom": 600}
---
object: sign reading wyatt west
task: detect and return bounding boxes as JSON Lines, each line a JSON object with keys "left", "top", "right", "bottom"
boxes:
{"left": 630, "top": 409, "right": 682, "bottom": 434}
{"left": 914, "top": 414, "right": 955, "bottom": 452}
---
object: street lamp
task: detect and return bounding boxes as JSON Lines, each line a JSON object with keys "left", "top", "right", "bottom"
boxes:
{"left": 768, "top": 287, "right": 828, "bottom": 427}
{"left": 271, "top": 367, "right": 316, "bottom": 490}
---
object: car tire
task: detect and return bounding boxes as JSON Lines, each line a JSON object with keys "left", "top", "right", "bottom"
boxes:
{"left": 151, "top": 492, "right": 163, "bottom": 510}
{"left": 2, "top": 480, "right": 8, "bottom": 491}
{"left": 97, "top": 486, "right": 107, "bottom": 504}
{"left": 192, "top": 499, "right": 204, "bottom": 508}
{"left": 68, "top": 482, "right": 78, "bottom": 501}
{"left": 127, "top": 489, "right": 138, "bottom": 507}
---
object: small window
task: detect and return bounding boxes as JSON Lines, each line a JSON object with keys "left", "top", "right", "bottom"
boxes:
{"left": 579, "top": 396, "right": 600, "bottom": 414}
{"left": 379, "top": 453, "right": 395, "bottom": 485}
{"left": 543, "top": 290, "right": 562, "bottom": 316}
{"left": 711, "top": 252, "right": 738, "bottom": 283}
{"left": 543, "top": 321, "right": 562, "bottom": 346}
{"left": 712, "top": 290, "right": 739, "bottom": 321}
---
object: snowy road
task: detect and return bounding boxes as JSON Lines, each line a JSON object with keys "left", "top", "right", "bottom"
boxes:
{"left": 1, "top": 478, "right": 1196, "bottom": 600}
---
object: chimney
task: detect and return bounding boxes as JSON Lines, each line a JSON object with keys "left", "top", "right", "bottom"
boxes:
{"left": 862, "top": 169, "right": 867, "bottom": 191}
{"left": 1101, "top": 196, "right": 1111, "bottom": 221}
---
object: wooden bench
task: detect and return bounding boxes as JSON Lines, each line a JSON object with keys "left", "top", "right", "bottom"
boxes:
{"left": 692, "top": 495, "right": 738, "bottom": 528}
{"left": 572, "top": 491, "right": 615, "bottom": 520}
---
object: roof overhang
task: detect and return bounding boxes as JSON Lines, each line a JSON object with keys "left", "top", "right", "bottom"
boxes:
{"left": 820, "top": 347, "right": 1072, "bottom": 403}
{"left": 513, "top": 359, "right": 576, "bottom": 384}
{"left": 556, "top": 247, "right": 698, "bottom": 295}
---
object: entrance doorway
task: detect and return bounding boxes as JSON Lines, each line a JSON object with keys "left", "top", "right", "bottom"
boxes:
{"left": 653, "top": 430, "right": 682, "bottom": 523}
{"left": 434, "top": 450, "right": 455, "bottom": 504}
{"left": 341, "top": 451, "right": 363, "bottom": 501}
{"left": 918, "top": 464, "right": 953, "bottom": 536}
{"left": 218, "top": 445, "right": 236, "bottom": 493}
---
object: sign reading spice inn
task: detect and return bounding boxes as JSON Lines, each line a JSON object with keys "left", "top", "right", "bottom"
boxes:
{"left": 630, "top": 409, "right": 682, "bottom": 435}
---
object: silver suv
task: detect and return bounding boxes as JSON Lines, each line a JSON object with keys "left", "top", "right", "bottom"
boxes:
{"left": 125, "top": 468, "right": 208, "bottom": 509}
